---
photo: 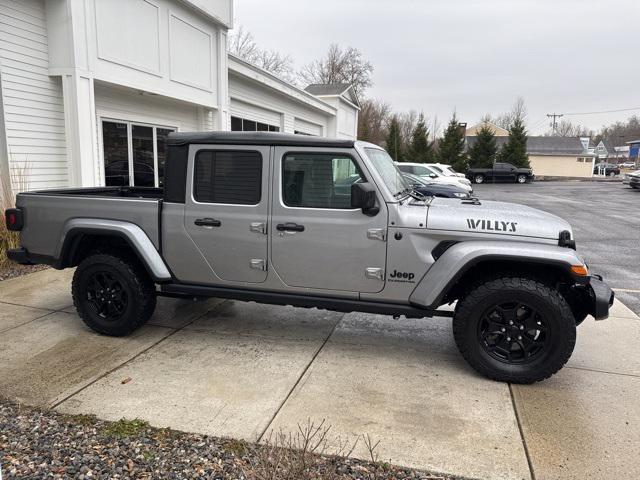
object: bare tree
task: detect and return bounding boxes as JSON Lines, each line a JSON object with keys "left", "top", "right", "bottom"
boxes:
{"left": 228, "top": 26, "right": 295, "bottom": 82}
{"left": 485, "top": 97, "right": 527, "bottom": 129}
{"left": 299, "top": 44, "right": 373, "bottom": 100}
{"left": 595, "top": 115, "right": 640, "bottom": 145}
{"left": 357, "top": 99, "right": 390, "bottom": 145}
{"left": 398, "top": 110, "right": 418, "bottom": 148}
{"left": 546, "top": 119, "right": 592, "bottom": 137}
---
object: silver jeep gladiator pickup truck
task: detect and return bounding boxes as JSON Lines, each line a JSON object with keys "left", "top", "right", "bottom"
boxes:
{"left": 5, "top": 132, "right": 613, "bottom": 383}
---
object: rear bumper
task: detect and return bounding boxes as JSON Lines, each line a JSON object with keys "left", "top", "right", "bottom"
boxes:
{"left": 7, "top": 247, "right": 32, "bottom": 265}
{"left": 7, "top": 247, "right": 56, "bottom": 267}
{"left": 588, "top": 275, "right": 614, "bottom": 320}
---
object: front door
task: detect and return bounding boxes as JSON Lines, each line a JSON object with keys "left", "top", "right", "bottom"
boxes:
{"left": 270, "top": 148, "right": 388, "bottom": 293}
{"left": 185, "top": 146, "right": 270, "bottom": 284}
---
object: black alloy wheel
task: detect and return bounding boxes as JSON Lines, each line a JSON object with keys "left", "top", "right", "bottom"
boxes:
{"left": 478, "top": 301, "right": 547, "bottom": 364}
{"left": 85, "top": 271, "right": 128, "bottom": 321}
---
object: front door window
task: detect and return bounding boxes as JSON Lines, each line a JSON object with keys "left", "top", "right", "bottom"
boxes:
{"left": 102, "top": 120, "right": 176, "bottom": 187}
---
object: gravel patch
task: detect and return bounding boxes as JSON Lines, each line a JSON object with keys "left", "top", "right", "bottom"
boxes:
{"left": 0, "top": 400, "right": 454, "bottom": 479}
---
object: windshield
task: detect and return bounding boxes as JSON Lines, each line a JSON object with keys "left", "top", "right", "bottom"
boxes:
{"left": 364, "top": 147, "right": 409, "bottom": 195}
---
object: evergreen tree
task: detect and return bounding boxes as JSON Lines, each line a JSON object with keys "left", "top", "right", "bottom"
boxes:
{"left": 407, "top": 113, "right": 434, "bottom": 163}
{"left": 468, "top": 124, "right": 498, "bottom": 168}
{"left": 438, "top": 114, "right": 467, "bottom": 172}
{"left": 498, "top": 117, "right": 530, "bottom": 168}
{"left": 385, "top": 115, "right": 403, "bottom": 161}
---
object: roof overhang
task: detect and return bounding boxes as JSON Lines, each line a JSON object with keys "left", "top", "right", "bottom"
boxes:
{"left": 227, "top": 54, "right": 336, "bottom": 116}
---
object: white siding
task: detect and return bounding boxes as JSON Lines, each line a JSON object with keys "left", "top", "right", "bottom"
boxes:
{"left": 229, "top": 72, "right": 331, "bottom": 135}
{"left": 0, "top": 0, "right": 67, "bottom": 190}
{"left": 94, "top": 82, "right": 200, "bottom": 131}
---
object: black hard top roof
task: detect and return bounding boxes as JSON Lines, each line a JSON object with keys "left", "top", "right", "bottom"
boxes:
{"left": 167, "top": 131, "right": 355, "bottom": 148}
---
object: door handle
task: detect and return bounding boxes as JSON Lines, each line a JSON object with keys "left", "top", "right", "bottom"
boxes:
{"left": 195, "top": 218, "right": 221, "bottom": 227}
{"left": 276, "top": 222, "right": 305, "bottom": 232}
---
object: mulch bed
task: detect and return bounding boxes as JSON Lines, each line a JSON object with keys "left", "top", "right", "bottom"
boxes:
{"left": 0, "top": 400, "right": 453, "bottom": 480}
{"left": 0, "top": 263, "right": 48, "bottom": 282}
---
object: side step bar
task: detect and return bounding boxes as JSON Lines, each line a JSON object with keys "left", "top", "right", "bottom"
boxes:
{"left": 160, "top": 284, "right": 453, "bottom": 319}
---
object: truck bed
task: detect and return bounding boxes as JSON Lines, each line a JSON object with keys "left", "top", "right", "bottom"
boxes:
{"left": 16, "top": 187, "right": 163, "bottom": 261}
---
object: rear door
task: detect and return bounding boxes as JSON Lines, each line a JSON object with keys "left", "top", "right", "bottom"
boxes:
{"left": 270, "top": 147, "right": 388, "bottom": 293}
{"left": 184, "top": 145, "right": 270, "bottom": 284}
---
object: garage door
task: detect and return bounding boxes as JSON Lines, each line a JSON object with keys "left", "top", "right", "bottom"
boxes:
{"left": 230, "top": 99, "right": 281, "bottom": 127}
{"left": 294, "top": 118, "right": 323, "bottom": 136}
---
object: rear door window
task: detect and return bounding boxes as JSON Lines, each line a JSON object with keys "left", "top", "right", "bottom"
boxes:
{"left": 194, "top": 151, "right": 262, "bottom": 205}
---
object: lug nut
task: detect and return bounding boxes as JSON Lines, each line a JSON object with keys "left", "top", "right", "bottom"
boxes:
{"left": 519, "top": 325, "right": 524, "bottom": 330}
{"left": 509, "top": 321, "right": 514, "bottom": 325}
{"left": 518, "top": 335, "right": 522, "bottom": 340}
{"left": 507, "top": 337, "right": 511, "bottom": 341}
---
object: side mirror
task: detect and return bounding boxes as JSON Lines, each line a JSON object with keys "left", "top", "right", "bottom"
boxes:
{"left": 351, "top": 182, "right": 379, "bottom": 216}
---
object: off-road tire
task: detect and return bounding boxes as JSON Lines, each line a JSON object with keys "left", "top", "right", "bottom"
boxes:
{"left": 453, "top": 276, "right": 576, "bottom": 384}
{"left": 474, "top": 174, "right": 485, "bottom": 184}
{"left": 72, "top": 252, "right": 156, "bottom": 336}
{"left": 516, "top": 174, "right": 528, "bottom": 184}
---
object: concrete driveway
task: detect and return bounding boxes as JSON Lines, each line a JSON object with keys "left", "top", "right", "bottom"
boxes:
{"left": 1, "top": 268, "right": 639, "bottom": 480}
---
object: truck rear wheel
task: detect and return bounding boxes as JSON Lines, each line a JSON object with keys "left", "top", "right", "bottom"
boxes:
{"left": 473, "top": 174, "right": 485, "bottom": 184}
{"left": 72, "top": 252, "right": 156, "bottom": 336}
{"left": 516, "top": 174, "right": 528, "bottom": 183}
{"left": 452, "top": 276, "right": 576, "bottom": 383}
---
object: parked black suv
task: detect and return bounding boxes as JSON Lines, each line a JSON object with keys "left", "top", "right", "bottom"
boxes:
{"left": 466, "top": 162, "right": 534, "bottom": 184}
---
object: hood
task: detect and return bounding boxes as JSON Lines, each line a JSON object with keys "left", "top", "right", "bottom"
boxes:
{"left": 425, "top": 198, "right": 572, "bottom": 241}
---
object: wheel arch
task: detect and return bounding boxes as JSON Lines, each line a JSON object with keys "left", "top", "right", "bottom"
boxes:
{"left": 410, "top": 241, "right": 587, "bottom": 309}
{"left": 56, "top": 219, "right": 171, "bottom": 282}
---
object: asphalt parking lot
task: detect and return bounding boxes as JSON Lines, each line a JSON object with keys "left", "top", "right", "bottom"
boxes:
{"left": 474, "top": 180, "right": 640, "bottom": 315}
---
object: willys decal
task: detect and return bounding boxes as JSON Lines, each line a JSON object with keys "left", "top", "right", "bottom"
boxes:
{"left": 466, "top": 219, "right": 518, "bottom": 233}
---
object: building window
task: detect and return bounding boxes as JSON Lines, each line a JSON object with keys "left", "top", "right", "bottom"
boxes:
{"left": 282, "top": 153, "right": 363, "bottom": 209}
{"left": 194, "top": 150, "right": 262, "bottom": 205}
{"left": 102, "top": 120, "right": 176, "bottom": 187}
{"left": 230, "top": 116, "right": 279, "bottom": 132}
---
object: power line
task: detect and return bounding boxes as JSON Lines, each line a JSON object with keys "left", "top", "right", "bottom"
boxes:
{"left": 561, "top": 106, "right": 640, "bottom": 116}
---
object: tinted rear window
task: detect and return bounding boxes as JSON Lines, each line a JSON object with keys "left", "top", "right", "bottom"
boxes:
{"left": 194, "top": 150, "right": 262, "bottom": 204}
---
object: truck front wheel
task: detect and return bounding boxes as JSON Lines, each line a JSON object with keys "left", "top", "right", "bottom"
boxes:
{"left": 72, "top": 252, "right": 157, "bottom": 336}
{"left": 473, "top": 174, "right": 485, "bottom": 184}
{"left": 452, "top": 276, "right": 576, "bottom": 383}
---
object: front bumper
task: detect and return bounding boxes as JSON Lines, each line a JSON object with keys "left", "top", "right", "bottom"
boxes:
{"left": 588, "top": 275, "right": 614, "bottom": 320}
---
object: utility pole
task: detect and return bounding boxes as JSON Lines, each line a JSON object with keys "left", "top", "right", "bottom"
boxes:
{"left": 547, "top": 113, "right": 564, "bottom": 134}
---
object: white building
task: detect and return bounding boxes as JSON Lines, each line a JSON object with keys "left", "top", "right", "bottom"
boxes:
{"left": 0, "top": 0, "right": 359, "bottom": 196}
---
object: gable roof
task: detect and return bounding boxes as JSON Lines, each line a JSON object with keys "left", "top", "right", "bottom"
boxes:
{"left": 304, "top": 83, "right": 359, "bottom": 107}
{"left": 465, "top": 135, "right": 593, "bottom": 156}
{"left": 465, "top": 122, "right": 509, "bottom": 137}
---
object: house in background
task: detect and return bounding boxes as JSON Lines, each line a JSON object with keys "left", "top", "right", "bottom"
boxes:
{"left": 0, "top": 0, "right": 359, "bottom": 199}
{"left": 465, "top": 125, "right": 596, "bottom": 177}
{"left": 464, "top": 121, "right": 508, "bottom": 137}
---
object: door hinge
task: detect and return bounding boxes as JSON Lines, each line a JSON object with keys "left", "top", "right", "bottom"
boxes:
{"left": 367, "top": 228, "right": 387, "bottom": 242}
{"left": 250, "top": 259, "right": 267, "bottom": 271}
{"left": 365, "top": 267, "right": 385, "bottom": 281}
{"left": 250, "top": 222, "right": 267, "bottom": 234}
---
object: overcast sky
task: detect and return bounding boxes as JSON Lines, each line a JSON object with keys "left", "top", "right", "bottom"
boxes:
{"left": 233, "top": 0, "right": 638, "bottom": 136}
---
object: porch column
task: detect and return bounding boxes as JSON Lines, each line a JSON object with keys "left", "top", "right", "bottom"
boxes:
{"left": 61, "top": 73, "right": 100, "bottom": 187}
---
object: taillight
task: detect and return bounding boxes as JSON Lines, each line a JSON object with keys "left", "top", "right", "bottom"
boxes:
{"left": 5, "top": 208, "right": 23, "bottom": 231}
